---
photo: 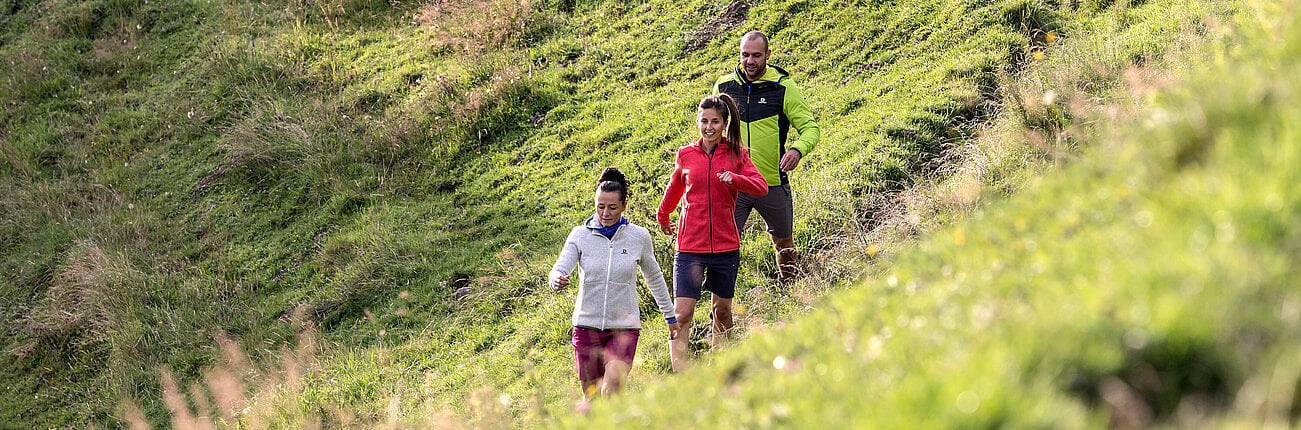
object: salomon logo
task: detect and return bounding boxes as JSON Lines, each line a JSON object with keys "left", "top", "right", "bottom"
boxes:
{"left": 759, "top": 98, "right": 767, "bottom": 104}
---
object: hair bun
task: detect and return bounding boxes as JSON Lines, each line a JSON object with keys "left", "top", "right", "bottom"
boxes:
{"left": 599, "top": 167, "right": 627, "bottom": 187}
{"left": 597, "top": 167, "right": 630, "bottom": 202}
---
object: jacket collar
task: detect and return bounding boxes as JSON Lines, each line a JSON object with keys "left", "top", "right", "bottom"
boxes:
{"left": 733, "top": 64, "right": 790, "bottom": 84}
{"left": 691, "top": 137, "right": 734, "bottom": 155}
{"left": 585, "top": 216, "right": 628, "bottom": 238}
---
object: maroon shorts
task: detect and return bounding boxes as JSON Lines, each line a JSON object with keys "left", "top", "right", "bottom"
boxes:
{"left": 572, "top": 326, "right": 640, "bottom": 382}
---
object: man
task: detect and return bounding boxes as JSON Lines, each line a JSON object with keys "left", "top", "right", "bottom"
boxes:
{"left": 713, "top": 30, "right": 820, "bottom": 285}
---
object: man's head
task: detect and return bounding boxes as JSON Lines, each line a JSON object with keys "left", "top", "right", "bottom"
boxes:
{"left": 739, "top": 31, "right": 770, "bottom": 81}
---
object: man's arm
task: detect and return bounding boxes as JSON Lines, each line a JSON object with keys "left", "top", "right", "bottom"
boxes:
{"left": 783, "top": 81, "right": 820, "bottom": 158}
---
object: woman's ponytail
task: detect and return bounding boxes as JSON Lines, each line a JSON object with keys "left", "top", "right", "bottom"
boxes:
{"left": 597, "top": 167, "right": 629, "bottom": 202}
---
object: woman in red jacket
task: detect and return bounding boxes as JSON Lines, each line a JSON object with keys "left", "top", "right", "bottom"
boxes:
{"left": 657, "top": 93, "right": 768, "bottom": 371}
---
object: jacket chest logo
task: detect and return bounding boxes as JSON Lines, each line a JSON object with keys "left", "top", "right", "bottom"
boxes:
{"left": 758, "top": 97, "right": 767, "bottom": 104}
{"left": 621, "top": 249, "right": 628, "bottom": 254}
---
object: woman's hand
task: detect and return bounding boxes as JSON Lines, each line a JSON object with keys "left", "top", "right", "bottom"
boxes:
{"left": 668, "top": 321, "right": 681, "bottom": 340}
{"left": 552, "top": 275, "right": 570, "bottom": 291}
{"left": 659, "top": 223, "right": 675, "bottom": 236}
{"left": 717, "top": 171, "right": 734, "bottom": 185}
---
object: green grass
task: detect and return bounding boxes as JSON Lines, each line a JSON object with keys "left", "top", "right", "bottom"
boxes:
{"left": 568, "top": 0, "right": 1301, "bottom": 426}
{"left": 1, "top": 0, "right": 1289, "bottom": 427}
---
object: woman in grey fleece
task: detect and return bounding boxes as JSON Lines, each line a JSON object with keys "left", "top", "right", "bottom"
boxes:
{"left": 549, "top": 167, "right": 681, "bottom": 399}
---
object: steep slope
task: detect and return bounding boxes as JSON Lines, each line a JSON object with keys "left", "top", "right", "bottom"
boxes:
{"left": 0, "top": 0, "right": 1243, "bottom": 426}
{"left": 571, "top": 0, "right": 1301, "bottom": 426}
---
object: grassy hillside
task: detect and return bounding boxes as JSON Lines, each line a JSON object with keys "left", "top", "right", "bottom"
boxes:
{"left": 0, "top": 0, "right": 1281, "bottom": 427}
{"left": 570, "top": 0, "right": 1301, "bottom": 426}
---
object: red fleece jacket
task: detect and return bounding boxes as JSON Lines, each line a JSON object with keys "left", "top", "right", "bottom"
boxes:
{"left": 657, "top": 138, "right": 768, "bottom": 254}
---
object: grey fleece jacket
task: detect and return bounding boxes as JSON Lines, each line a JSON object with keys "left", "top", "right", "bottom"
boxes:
{"left": 549, "top": 221, "right": 675, "bottom": 330}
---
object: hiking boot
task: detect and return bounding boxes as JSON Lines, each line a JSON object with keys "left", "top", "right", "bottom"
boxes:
{"left": 774, "top": 236, "right": 798, "bottom": 284}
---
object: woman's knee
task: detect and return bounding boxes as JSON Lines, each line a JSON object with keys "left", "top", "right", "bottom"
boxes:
{"left": 601, "top": 361, "right": 630, "bottom": 394}
{"left": 711, "top": 297, "right": 733, "bottom": 316}
{"left": 675, "top": 298, "right": 697, "bottom": 323}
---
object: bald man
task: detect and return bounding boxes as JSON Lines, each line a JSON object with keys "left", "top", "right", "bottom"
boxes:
{"left": 712, "top": 31, "right": 821, "bottom": 286}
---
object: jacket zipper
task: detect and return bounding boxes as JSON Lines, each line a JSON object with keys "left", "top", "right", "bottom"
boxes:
{"left": 602, "top": 228, "right": 614, "bottom": 330}
{"left": 705, "top": 147, "right": 715, "bottom": 253}
{"left": 745, "top": 81, "right": 753, "bottom": 153}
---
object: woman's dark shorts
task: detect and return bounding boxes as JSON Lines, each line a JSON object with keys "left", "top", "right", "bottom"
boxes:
{"left": 672, "top": 250, "right": 741, "bottom": 300}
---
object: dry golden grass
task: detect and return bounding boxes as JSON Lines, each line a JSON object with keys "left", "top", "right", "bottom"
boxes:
{"left": 416, "top": 0, "right": 536, "bottom": 54}
{"left": 121, "top": 326, "right": 321, "bottom": 429}
{"left": 119, "top": 316, "right": 517, "bottom": 428}
{"left": 405, "top": 61, "right": 531, "bottom": 143}
{"left": 219, "top": 99, "right": 319, "bottom": 174}
{"left": 16, "top": 240, "right": 136, "bottom": 352}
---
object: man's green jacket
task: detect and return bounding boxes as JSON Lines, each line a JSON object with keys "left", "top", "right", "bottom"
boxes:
{"left": 714, "top": 65, "right": 821, "bottom": 186}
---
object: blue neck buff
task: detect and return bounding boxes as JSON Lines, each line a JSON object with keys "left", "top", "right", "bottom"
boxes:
{"left": 586, "top": 216, "right": 628, "bottom": 239}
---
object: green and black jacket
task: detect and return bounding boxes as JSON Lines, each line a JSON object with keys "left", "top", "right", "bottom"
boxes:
{"left": 713, "top": 65, "right": 821, "bottom": 186}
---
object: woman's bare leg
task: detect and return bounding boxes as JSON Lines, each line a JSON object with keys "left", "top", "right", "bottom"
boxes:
{"left": 601, "top": 360, "right": 631, "bottom": 395}
{"left": 669, "top": 297, "right": 696, "bottom": 372}
{"left": 580, "top": 379, "right": 600, "bottom": 400}
{"left": 710, "top": 296, "right": 733, "bottom": 346}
